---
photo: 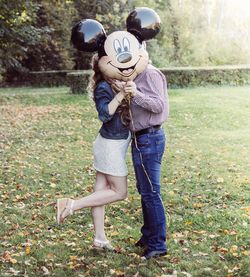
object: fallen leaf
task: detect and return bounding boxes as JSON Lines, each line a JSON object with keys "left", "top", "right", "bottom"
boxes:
{"left": 41, "top": 266, "right": 50, "bottom": 275}
{"left": 25, "top": 246, "right": 31, "bottom": 255}
{"left": 193, "top": 203, "right": 204, "bottom": 208}
{"left": 217, "top": 177, "right": 224, "bottom": 183}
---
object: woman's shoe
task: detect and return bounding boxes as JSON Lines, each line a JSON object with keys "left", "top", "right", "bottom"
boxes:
{"left": 56, "top": 198, "right": 74, "bottom": 224}
{"left": 93, "top": 239, "right": 114, "bottom": 251}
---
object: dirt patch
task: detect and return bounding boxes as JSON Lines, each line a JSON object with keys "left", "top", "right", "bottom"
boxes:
{"left": 0, "top": 105, "right": 62, "bottom": 124}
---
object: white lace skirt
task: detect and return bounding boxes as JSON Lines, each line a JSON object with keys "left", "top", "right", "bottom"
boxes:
{"left": 93, "top": 133, "right": 131, "bottom": 176}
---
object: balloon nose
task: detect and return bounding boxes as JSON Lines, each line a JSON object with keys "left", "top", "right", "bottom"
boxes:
{"left": 117, "top": 53, "right": 132, "bottom": 63}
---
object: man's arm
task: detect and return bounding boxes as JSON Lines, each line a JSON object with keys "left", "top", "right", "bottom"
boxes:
{"left": 124, "top": 71, "right": 166, "bottom": 113}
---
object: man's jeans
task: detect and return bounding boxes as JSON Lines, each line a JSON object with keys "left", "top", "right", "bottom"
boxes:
{"left": 131, "top": 128, "right": 167, "bottom": 252}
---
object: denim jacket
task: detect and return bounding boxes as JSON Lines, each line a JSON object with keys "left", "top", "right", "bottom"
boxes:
{"left": 94, "top": 81, "right": 129, "bottom": 140}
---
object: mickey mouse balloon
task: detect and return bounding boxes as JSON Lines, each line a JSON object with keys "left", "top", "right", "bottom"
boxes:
{"left": 98, "top": 31, "right": 149, "bottom": 81}
{"left": 71, "top": 7, "right": 161, "bottom": 81}
{"left": 126, "top": 7, "right": 161, "bottom": 42}
{"left": 71, "top": 19, "right": 106, "bottom": 52}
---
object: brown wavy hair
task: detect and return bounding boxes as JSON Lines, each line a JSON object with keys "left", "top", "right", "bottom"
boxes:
{"left": 88, "top": 54, "right": 131, "bottom": 127}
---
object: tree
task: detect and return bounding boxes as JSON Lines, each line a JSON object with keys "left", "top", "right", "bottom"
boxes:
{"left": 22, "top": 0, "right": 77, "bottom": 71}
{"left": 0, "top": 0, "right": 48, "bottom": 80}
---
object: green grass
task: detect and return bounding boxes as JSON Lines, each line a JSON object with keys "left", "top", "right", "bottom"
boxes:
{"left": 0, "top": 85, "right": 250, "bottom": 277}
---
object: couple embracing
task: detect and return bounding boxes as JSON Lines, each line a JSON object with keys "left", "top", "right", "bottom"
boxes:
{"left": 56, "top": 8, "right": 169, "bottom": 260}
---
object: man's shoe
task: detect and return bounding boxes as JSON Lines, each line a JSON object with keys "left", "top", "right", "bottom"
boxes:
{"left": 141, "top": 250, "right": 167, "bottom": 260}
{"left": 135, "top": 240, "right": 147, "bottom": 248}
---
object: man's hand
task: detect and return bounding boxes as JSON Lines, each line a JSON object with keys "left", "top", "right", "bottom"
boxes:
{"left": 124, "top": 81, "right": 138, "bottom": 98}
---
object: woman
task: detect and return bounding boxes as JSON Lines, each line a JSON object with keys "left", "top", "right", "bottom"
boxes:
{"left": 56, "top": 54, "right": 131, "bottom": 250}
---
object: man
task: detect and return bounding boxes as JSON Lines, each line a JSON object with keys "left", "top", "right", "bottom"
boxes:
{"left": 124, "top": 62, "right": 169, "bottom": 260}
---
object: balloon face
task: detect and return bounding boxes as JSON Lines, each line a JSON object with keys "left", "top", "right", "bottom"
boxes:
{"left": 127, "top": 7, "right": 161, "bottom": 41}
{"left": 98, "top": 31, "right": 149, "bottom": 81}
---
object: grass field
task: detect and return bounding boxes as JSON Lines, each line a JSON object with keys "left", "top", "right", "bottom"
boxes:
{"left": 0, "top": 85, "right": 249, "bottom": 277}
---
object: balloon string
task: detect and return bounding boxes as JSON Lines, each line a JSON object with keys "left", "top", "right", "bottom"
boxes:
{"left": 127, "top": 97, "right": 155, "bottom": 192}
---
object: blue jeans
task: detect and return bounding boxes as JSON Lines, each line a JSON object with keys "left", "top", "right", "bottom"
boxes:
{"left": 131, "top": 128, "right": 167, "bottom": 252}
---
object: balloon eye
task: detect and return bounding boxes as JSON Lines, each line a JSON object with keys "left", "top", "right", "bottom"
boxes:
{"left": 114, "top": 39, "right": 122, "bottom": 54}
{"left": 123, "top": 37, "right": 130, "bottom": 52}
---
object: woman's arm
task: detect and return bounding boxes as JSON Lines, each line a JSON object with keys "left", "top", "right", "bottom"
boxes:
{"left": 108, "top": 91, "right": 125, "bottom": 115}
{"left": 94, "top": 82, "right": 125, "bottom": 122}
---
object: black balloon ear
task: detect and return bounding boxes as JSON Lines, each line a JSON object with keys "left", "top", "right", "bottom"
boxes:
{"left": 71, "top": 19, "right": 106, "bottom": 52}
{"left": 126, "top": 7, "right": 161, "bottom": 42}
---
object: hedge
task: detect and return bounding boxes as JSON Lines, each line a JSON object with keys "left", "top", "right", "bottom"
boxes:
{"left": 162, "top": 65, "right": 250, "bottom": 88}
{"left": 2, "top": 65, "right": 250, "bottom": 93}
{"left": 66, "top": 65, "right": 250, "bottom": 93}
{"left": 67, "top": 70, "right": 92, "bottom": 94}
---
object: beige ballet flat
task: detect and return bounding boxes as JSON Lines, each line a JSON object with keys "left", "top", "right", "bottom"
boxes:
{"left": 56, "top": 198, "right": 74, "bottom": 224}
{"left": 93, "top": 239, "right": 114, "bottom": 251}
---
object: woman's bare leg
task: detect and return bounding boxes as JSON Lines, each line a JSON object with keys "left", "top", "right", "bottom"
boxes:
{"left": 72, "top": 173, "right": 127, "bottom": 211}
{"left": 58, "top": 171, "right": 127, "bottom": 242}
{"left": 91, "top": 172, "right": 109, "bottom": 242}
{"left": 92, "top": 173, "right": 128, "bottom": 244}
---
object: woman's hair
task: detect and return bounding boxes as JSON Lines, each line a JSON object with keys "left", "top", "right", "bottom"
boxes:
{"left": 88, "top": 54, "right": 131, "bottom": 127}
{"left": 87, "top": 54, "right": 103, "bottom": 94}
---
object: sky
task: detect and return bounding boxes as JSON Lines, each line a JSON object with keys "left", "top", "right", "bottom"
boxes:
{"left": 226, "top": 0, "right": 250, "bottom": 18}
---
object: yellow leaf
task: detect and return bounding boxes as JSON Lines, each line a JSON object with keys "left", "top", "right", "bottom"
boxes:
{"left": 241, "top": 207, "right": 250, "bottom": 213}
{"left": 110, "top": 231, "right": 119, "bottom": 236}
{"left": 242, "top": 250, "right": 250, "bottom": 256}
{"left": 128, "top": 252, "right": 141, "bottom": 258}
{"left": 50, "top": 183, "right": 56, "bottom": 188}
{"left": 25, "top": 246, "right": 31, "bottom": 255}
{"left": 230, "top": 245, "right": 238, "bottom": 253}
{"left": 193, "top": 203, "right": 204, "bottom": 208}
{"left": 114, "top": 270, "right": 125, "bottom": 276}
{"left": 69, "top": 255, "right": 77, "bottom": 262}
{"left": 10, "top": 258, "right": 17, "bottom": 264}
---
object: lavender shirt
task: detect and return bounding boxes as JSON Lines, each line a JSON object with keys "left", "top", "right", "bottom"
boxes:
{"left": 130, "top": 64, "right": 169, "bottom": 132}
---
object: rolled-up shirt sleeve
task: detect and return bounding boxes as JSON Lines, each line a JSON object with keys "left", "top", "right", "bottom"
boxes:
{"left": 94, "top": 85, "right": 114, "bottom": 123}
{"left": 133, "top": 71, "right": 166, "bottom": 113}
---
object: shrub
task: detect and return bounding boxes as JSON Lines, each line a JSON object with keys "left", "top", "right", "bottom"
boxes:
{"left": 29, "top": 70, "right": 71, "bottom": 87}
{"left": 161, "top": 65, "right": 250, "bottom": 88}
{"left": 1, "top": 65, "right": 249, "bottom": 91}
{"left": 66, "top": 70, "right": 92, "bottom": 94}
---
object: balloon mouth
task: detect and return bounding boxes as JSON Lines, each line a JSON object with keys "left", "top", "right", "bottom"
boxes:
{"left": 108, "top": 57, "right": 141, "bottom": 77}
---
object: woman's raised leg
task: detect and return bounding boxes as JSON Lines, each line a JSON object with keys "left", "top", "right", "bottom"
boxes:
{"left": 72, "top": 174, "right": 127, "bottom": 210}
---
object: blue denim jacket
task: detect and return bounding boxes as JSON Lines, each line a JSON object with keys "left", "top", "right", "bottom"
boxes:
{"left": 94, "top": 81, "right": 129, "bottom": 140}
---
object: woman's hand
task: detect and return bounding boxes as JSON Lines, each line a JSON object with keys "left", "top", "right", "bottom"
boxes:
{"left": 111, "top": 80, "right": 126, "bottom": 94}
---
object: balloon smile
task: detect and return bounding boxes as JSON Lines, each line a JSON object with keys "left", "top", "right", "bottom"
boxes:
{"left": 118, "top": 64, "right": 136, "bottom": 74}
{"left": 108, "top": 57, "right": 141, "bottom": 77}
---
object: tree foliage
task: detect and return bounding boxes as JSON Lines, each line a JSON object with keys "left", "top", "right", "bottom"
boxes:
{"left": 134, "top": 0, "right": 250, "bottom": 67}
{"left": 0, "top": 0, "right": 250, "bottom": 82}
{"left": 0, "top": 1, "right": 46, "bottom": 79}
{"left": 23, "top": 1, "right": 77, "bottom": 71}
